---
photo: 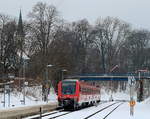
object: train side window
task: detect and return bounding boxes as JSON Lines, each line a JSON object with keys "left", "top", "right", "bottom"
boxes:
{"left": 83, "top": 87, "right": 86, "bottom": 93}
{"left": 81, "top": 87, "right": 85, "bottom": 93}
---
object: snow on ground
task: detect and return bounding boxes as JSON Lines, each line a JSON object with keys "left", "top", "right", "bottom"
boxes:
{"left": 0, "top": 85, "right": 149, "bottom": 119}
{"left": 43, "top": 102, "right": 116, "bottom": 119}
{"left": 48, "top": 87, "right": 58, "bottom": 103}
{"left": 107, "top": 97, "right": 150, "bottom": 119}
{"left": 0, "top": 86, "right": 57, "bottom": 109}
{"left": 101, "top": 88, "right": 130, "bottom": 101}
{"left": 100, "top": 85, "right": 138, "bottom": 101}
{"left": 45, "top": 88, "right": 149, "bottom": 119}
{"left": 42, "top": 99, "right": 150, "bottom": 119}
{"left": 101, "top": 90, "right": 130, "bottom": 101}
{"left": 99, "top": 88, "right": 150, "bottom": 119}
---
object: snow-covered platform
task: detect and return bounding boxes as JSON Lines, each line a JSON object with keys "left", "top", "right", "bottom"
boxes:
{"left": 0, "top": 102, "right": 57, "bottom": 119}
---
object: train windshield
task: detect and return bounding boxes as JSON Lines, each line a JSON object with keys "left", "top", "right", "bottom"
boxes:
{"left": 62, "top": 81, "right": 76, "bottom": 95}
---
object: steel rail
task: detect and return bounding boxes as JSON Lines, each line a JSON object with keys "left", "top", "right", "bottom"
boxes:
{"left": 102, "top": 103, "right": 123, "bottom": 119}
{"left": 24, "top": 109, "right": 64, "bottom": 119}
{"left": 48, "top": 111, "right": 73, "bottom": 119}
{"left": 83, "top": 102, "right": 120, "bottom": 119}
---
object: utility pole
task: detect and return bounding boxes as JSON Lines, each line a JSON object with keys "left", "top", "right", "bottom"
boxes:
{"left": 2, "top": 81, "right": 14, "bottom": 107}
{"left": 137, "top": 69, "right": 148, "bottom": 102}
{"left": 45, "top": 67, "right": 49, "bottom": 103}
{"left": 23, "top": 61, "right": 25, "bottom": 105}
{"left": 3, "top": 84, "right": 5, "bottom": 107}
{"left": 109, "top": 65, "right": 119, "bottom": 101}
{"left": 44, "top": 64, "right": 54, "bottom": 102}
{"left": 61, "top": 69, "right": 67, "bottom": 81}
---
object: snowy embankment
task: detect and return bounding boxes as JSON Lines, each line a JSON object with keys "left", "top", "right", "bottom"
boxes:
{"left": 41, "top": 98, "right": 150, "bottom": 119}
{"left": 106, "top": 97, "right": 150, "bottom": 119}
{"left": 100, "top": 88, "right": 150, "bottom": 119}
{"left": 100, "top": 87, "right": 131, "bottom": 101}
{"left": 100, "top": 87, "right": 150, "bottom": 119}
{"left": 0, "top": 86, "right": 57, "bottom": 109}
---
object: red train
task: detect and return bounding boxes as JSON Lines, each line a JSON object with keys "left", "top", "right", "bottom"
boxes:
{"left": 57, "top": 79, "right": 100, "bottom": 110}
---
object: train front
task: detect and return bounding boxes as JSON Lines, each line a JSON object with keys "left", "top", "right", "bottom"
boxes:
{"left": 57, "top": 80, "right": 79, "bottom": 109}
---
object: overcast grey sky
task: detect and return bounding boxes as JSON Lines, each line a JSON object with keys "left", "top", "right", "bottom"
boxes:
{"left": 0, "top": 0, "right": 150, "bottom": 29}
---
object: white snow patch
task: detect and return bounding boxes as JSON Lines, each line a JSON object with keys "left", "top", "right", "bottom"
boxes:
{"left": 0, "top": 86, "right": 57, "bottom": 109}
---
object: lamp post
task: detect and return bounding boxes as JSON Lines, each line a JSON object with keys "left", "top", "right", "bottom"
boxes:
{"left": 1, "top": 81, "right": 14, "bottom": 107}
{"left": 109, "top": 65, "right": 119, "bottom": 101}
{"left": 43, "top": 64, "right": 67, "bottom": 102}
{"left": 61, "top": 69, "right": 67, "bottom": 81}
{"left": 44, "top": 64, "right": 54, "bottom": 102}
{"left": 22, "top": 57, "right": 30, "bottom": 105}
{"left": 23, "top": 61, "right": 25, "bottom": 105}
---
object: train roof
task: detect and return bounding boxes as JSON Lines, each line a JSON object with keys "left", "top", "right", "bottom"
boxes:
{"left": 62, "top": 79, "right": 79, "bottom": 82}
{"left": 62, "top": 79, "right": 99, "bottom": 89}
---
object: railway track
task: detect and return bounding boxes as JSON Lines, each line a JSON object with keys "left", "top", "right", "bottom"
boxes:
{"left": 24, "top": 102, "right": 104, "bottom": 119}
{"left": 42, "top": 102, "right": 112, "bottom": 119}
{"left": 102, "top": 103, "right": 123, "bottom": 119}
{"left": 83, "top": 102, "right": 123, "bottom": 119}
{"left": 24, "top": 109, "right": 64, "bottom": 119}
{"left": 24, "top": 101, "right": 123, "bottom": 119}
{"left": 46, "top": 102, "right": 110, "bottom": 119}
{"left": 47, "top": 111, "right": 73, "bottom": 119}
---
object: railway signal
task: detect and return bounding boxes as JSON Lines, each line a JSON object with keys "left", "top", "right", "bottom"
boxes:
{"left": 128, "top": 76, "right": 136, "bottom": 86}
{"left": 128, "top": 76, "right": 136, "bottom": 116}
{"left": 130, "top": 100, "right": 136, "bottom": 107}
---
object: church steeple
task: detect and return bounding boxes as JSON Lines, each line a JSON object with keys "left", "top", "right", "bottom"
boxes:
{"left": 17, "top": 9, "right": 25, "bottom": 78}
{"left": 17, "top": 10, "right": 24, "bottom": 37}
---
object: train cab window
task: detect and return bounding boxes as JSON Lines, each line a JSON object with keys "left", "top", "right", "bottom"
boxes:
{"left": 62, "top": 81, "right": 76, "bottom": 95}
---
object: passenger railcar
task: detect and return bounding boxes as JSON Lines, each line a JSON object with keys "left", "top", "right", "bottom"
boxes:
{"left": 57, "top": 79, "right": 100, "bottom": 110}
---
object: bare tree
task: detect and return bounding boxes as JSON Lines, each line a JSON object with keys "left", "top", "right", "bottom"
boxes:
{"left": 27, "top": 2, "right": 59, "bottom": 101}
{"left": 91, "top": 17, "right": 131, "bottom": 73}
{"left": 124, "top": 29, "right": 150, "bottom": 71}
{"left": 28, "top": 2, "right": 58, "bottom": 59}
{"left": 0, "top": 14, "right": 10, "bottom": 62}
{"left": 0, "top": 14, "right": 18, "bottom": 76}
{"left": 72, "top": 19, "right": 92, "bottom": 73}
